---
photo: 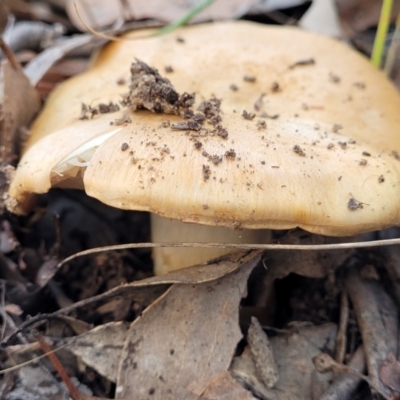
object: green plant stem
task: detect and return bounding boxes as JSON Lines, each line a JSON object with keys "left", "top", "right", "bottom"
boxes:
{"left": 371, "top": 0, "right": 393, "bottom": 68}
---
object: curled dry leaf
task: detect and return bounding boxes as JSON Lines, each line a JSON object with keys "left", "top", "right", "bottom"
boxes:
{"left": 115, "top": 252, "right": 259, "bottom": 399}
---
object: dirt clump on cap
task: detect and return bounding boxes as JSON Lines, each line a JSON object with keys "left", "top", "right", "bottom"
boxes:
{"left": 121, "top": 59, "right": 195, "bottom": 115}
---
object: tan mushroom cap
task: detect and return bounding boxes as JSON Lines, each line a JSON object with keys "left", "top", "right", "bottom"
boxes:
{"left": 9, "top": 21, "right": 400, "bottom": 236}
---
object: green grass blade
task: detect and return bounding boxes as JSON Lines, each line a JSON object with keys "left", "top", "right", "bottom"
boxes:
{"left": 371, "top": 0, "right": 393, "bottom": 68}
{"left": 152, "top": 0, "right": 215, "bottom": 37}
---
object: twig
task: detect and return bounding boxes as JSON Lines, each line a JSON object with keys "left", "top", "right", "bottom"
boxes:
{"left": 0, "top": 37, "right": 20, "bottom": 70}
{"left": 0, "top": 280, "right": 7, "bottom": 341}
{"left": 335, "top": 289, "right": 349, "bottom": 364}
{"left": 0, "top": 340, "right": 74, "bottom": 375}
{"left": 320, "top": 346, "right": 365, "bottom": 400}
{"left": 56, "top": 238, "right": 400, "bottom": 270}
{"left": 314, "top": 351, "right": 387, "bottom": 399}
{"left": 345, "top": 264, "right": 397, "bottom": 398}
{"left": 0, "top": 303, "right": 68, "bottom": 396}
{"left": 35, "top": 333, "right": 81, "bottom": 400}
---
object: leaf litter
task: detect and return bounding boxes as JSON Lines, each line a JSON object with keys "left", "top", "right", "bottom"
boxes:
{"left": 3, "top": 1, "right": 400, "bottom": 399}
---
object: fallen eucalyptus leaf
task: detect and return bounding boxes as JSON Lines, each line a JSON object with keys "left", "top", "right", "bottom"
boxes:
{"left": 115, "top": 251, "right": 260, "bottom": 399}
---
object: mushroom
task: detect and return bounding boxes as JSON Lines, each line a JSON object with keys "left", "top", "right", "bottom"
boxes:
{"left": 8, "top": 21, "right": 400, "bottom": 274}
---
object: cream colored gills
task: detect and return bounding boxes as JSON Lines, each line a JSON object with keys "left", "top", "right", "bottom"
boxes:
{"left": 8, "top": 21, "right": 400, "bottom": 275}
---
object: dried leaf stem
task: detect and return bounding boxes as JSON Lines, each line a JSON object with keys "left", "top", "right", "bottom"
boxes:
{"left": 57, "top": 238, "right": 400, "bottom": 269}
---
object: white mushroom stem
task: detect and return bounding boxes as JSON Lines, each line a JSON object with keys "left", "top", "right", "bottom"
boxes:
{"left": 151, "top": 214, "right": 271, "bottom": 275}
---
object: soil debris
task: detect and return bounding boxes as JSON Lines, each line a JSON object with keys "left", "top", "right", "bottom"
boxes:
{"left": 362, "top": 151, "right": 371, "bottom": 157}
{"left": 79, "top": 101, "right": 120, "bottom": 120}
{"left": 225, "top": 149, "right": 236, "bottom": 159}
{"left": 243, "top": 75, "right": 256, "bottom": 82}
{"left": 354, "top": 81, "right": 366, "bottom": 89}
{"left": 348, "top": 197, "right": 363, "bottom": 210}
{"left": 332, "top": 123, "right": 343, "bottom": 133}
{"left": 392, "top": 150, "right": 400, "bottom": 160}
{"left": 202, "top": 164, "right": 211, "bottom": 180}
{"left": 121, "top": 142, "right": 129, "bottom": 151}
{"left": 254, "top": 94, "right": 265, "bottom": 111}
{"left": 260, "top": 112, "right": 279, "bottom": 119}
{"left": 230, "top": 83, "right": 239, "bottom": 91}
{"left": 160, "top": 120, "right": 170, "bottom": 128}
{"left": 111, "top": 113, "right": 132, "bottom": 126}
{"left": 271, "top": 82, "right": 280, "bottom": 92}
{"left": 164, "top": 65, "right": 174, "bottom": 73}
{"left": 293, "top": 145, "right": 306, "bottom": 157}
{"left": 378, "top": 175, "right": 385, "bottom": 183}
{"left": 171, "top": 120, "right": 202, "bottom": 131}
{"left": 198, "top": 98, "right": 222, "bottom": 126}
{"left": 121, "top": 59, "right": 194, "bottom": 115}
{"left": 289, "top": 58, "right": 315, "bottom": 69}
{"left": 216, "top": 125, "right": 228, "bottom": 139}
{"left": 242, "top": 110, "right": 256, "bottom": 120}
{"left": 211, "top": 155, "right": 223, "bottom": 165}
{"left": 329, "top": 72, "right": 341, "bottom": 83}
{"left": 257, "top": 120, "right": 266, "bottom": 130}
{"left": 359, "top": 159, "right": 367, "bottom": 166}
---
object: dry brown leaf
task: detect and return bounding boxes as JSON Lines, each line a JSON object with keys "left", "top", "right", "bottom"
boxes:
{"left": 24, "top": 34, "right": 106, "bottom": 86}
{"left": 336, "top": 0, "right": 400, "bottom": 37}
{"left": 231, "top": 323, "right": 337, "bottom": 400}
{"left": 0, "top": 60, "right": 41, "bottom": 164}
{"left": 54, "top": 250, "right": 261, "bottom": 388}
{"left": 379, "top": 353, "right": 400, "bottom": 392}
{"left": 66, "top": 0, "right": 123, "bottom": 32}
{"left": 49, "top": 251, "right": 262, "bottom": 317}
{"left": 247, "top": 317, "right": 278, "bottom": 389}
{"left": 115, "top": 252, "right": 260, "bottom": 399}
{"left": 65, "top": 321, "right": 130, "bottom": 382}
{"left": 300, "top": 0, "right": 341, "bottom": 37}
{"left": 196, "top": 371, "right": 256, "bottom": 399}
{"left": 126, "top": 0, "right": 309, "bottom": 24}
{"left": 0, "top": 220, "right": 19, "bottom": 253}
{"left": 3, "top": 365, "right": 69, "bottom": 399}
{"left": 265, "top": 231, "right": 353, "bottom": 280}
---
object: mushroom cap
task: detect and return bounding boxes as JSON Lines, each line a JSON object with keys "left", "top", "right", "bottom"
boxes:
{"left": 9, "top": 21, "right": 400, "bottom": 236}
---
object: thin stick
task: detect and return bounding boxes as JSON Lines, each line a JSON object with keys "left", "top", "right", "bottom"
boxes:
{"left": 56, "top": 238, "right": 400, "bottom": 269}
{"left": 0, "top": 37, "right": 20, "bottom": 70}
{"left": 35, "top": 334, "right": 81, "bottom": 400}
{"left": 335, "top": 289, "right": 349, "bottom": 364}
